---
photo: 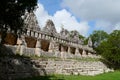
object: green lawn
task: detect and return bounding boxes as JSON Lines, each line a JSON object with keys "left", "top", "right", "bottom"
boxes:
{"left": 18, "top": 71, "right": 120, "bottom": 80}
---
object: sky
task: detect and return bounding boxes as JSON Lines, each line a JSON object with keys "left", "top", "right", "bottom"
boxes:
{"left": 35, "top": 0, "right": 120, "bottom": 37}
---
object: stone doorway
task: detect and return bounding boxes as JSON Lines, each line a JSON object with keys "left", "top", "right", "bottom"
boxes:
{"left": 3, "top": 33, "right": 17, "bottom": 45}
{"left": 41, "top": 40, "right": 50, "bottom": 51}
{"left": 70, "top": 47, "right": 75, "bottom": 54}
{"left": 79, "top": 49, "right": 83, "bottom": 55}
{"left": 25, "top": 37, "right": 37, "bottom": 48}
{"left": 59, "top": 44, "right": 68, "bottom": 52}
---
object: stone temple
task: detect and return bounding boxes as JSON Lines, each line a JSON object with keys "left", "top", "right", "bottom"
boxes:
{"left": 1, "top": 11, "right": 98, "bottom": 59}
{"left": 0, "top": 12, "right": 113, "bottom": 79}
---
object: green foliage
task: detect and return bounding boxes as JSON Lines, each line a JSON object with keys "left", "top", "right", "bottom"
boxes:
{"left": 84, "top": 38, "right": 88, "bottom": 45}
{"left": 0, "top": 0, "right": 37, "bottom": 31}
{"left": 89, "top": 30, "right": 108, "bottom": 48}
{"left": 96, "top": 30, "right": 120, "bottom": 69}
{"left": 0, "top": 0, "right": 37, "bottom": 43}
{"left": 79, "top": 34, "right": 85, "bottom": 39}
{"left": 18, "top": 71, "right": 120, "bottom": 80}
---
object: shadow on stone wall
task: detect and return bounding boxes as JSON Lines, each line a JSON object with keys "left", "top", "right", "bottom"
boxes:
{"left": 0, "top": 44, "right": 48, "bottom": 80}
{"left": 0, "top": 44, "right": 16, "bottom": 56}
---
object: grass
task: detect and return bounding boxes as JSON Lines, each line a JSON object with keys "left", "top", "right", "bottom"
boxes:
{"left": 68, "top": 57, "right": 101, "bottom": 62}
{"left": 29, "top": 55, "right": 101, "bottom": 62}
{"left": 18, "top": 71, "right": 120, "bottom": 80}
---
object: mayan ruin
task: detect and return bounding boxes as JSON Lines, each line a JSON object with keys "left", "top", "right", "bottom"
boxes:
{"left": 1, "top": 0, "right": 120, "bottom": 80}
{"left": 4, "top": 11, "right": 97, "bottom": 59}
{"left": 0, "top": 11, "right": 114, "bottom": 79}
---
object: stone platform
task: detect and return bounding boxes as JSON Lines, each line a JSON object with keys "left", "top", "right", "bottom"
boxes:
{"left": 0, "top": 56, "right": 113, "bottom": 80}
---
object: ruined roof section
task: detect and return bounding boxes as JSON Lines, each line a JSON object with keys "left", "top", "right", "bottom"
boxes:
{"left": 24, "top": 11, "right": 41, "bottom": 31}
{"left": 70, "top": 30, "right": 79, "bottom": 39}
{"left": 42, "top": 19, "right": 57, "bottom": 36}
{"left": 60, "top": 27, "right": 70, "bottom": 39}
{"left": 70, "top": 30, "right": 83, "bottom": 44}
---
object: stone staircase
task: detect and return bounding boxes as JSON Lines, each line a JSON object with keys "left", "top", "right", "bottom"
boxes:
{"left": 0, "top": 57, "right": 113, "bottom": 80}
{"left": 32, "top": 59, "right": 112, "bottom": 76}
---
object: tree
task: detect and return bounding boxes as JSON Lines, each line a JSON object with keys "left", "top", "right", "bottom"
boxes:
{"left": 96, "top": 30, "right": 120, "bottom": 69}
{"left": 89, "top": 30, "right": 108, "bottom": 48}
{"left": 0, "top": 0, "right": 37, "bottom": 43}
{"left": 79, "top": 34, "right": 85, "bottom": 39}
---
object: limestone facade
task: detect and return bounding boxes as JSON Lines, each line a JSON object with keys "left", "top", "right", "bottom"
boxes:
{"left": 3, "top": 12, "right": 98, "bottom": 58}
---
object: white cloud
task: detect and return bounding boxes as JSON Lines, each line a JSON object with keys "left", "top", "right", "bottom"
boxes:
{"left": 53, "top": 9, "right": 89, "bottom": 36}
{"left": 35, "top": 3, "right": 90, "bottom": 36}
{"left": 114, "top": 23, "right": 120, "bottom": 30}
{"left": 62, "top": 0, "right": 120, "bottom": 33}
{"left": 34, "top": 4, "right": 52, "bottom": 27}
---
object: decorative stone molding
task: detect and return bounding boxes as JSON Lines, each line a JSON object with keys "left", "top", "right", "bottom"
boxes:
{"left": 43, "top": 19, "right": 57, "bottom": 35}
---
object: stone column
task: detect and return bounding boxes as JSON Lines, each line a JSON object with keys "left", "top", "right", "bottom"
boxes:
{"left": 48, "top": 36, "right": 51, "bottom": 39}
{"left": 35, "top": 32, "right": 38, "bottom": 37}
{"left": 48, "top": 41, "right": 60, "bottom": 57}
{"left": 88, "top": 52, "right": 93, "bottom": 58}
{"left": 42, "top": 34, "right": 45, "bottom": 39}
{"left": 82, "top": 50, "right": 87, "bottom": 57}
{"left": 39, "top": 33, "right": 42, "bottom": 38}
{"left": 17, "top": 35, "right": 27, "bottom": 55}
{"left": 16, "top": 37, "right": 22, "bottom": 54}
{"left": 27, "top": 29, "right": 30, "bottom": 36}
{"left": 67, "top": 47, "right": 72, "bottom": 58}
{"left": 45, "top": 35, "right": 48, "bottom": 39}
{"left": 75, "top": 48, "right": 81, "bottom": 58}
{"left": 68, "top": 47, "right": 71, "bottom": 54}
{"left": 48, "top": 41, "right": 54, "bottom": 53}
{"left": 75, "top": 48, "right": 79, "bottom": 54}
{"left": 20, "top": 45, "right": 26, "bottom": 55}
{"left": 21, "top": 36, "right": 27, "bottom": 55}
{"left": 54, "top": 42, "right": 60, "bottom": 57}
{"left": 60, "top": 46, "right": 66, "bottom": 59}
{"left": 31, "top": 31, "right": 34, "bottom": 37}
{"left": 61, "top": 46, "right": 64, "bottom": 59}
{"left": 35, "top": 39, "right": 41, "bottom": 57}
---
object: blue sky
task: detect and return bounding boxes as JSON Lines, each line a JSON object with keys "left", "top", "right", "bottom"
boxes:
{"left": 35, "top": 0, "right": 120, "bottom": 37}
{"left": 38, "top": 0, "right": 62, "bottom": 15}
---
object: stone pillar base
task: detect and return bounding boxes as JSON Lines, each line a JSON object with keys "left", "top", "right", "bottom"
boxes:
{"left": 20, "top": 45, "right": 26, "bottom": 55}
{"left": 74, "top": 48, "right": 81, "bottom": 58}
{"left": 88, "top": 52, "right": 92, "bottom": 58}
{"left": 82, "top": 50, "right": 87, "bottom": 58}
{"left": 35, "top": 48, "right": 41, "bottom": 57}
{"left": 75, "top": 53, "right": 82, "bottom": 58}
{"left": 16, "top": 45, "right": 21, "bottom": 53}
{"left": 61, "top": 52, "right": 66, "bottom": 59}
{"left": 54, "top": 51, "right": 60, "bottom": 57}
{"left": 48, "top": 50, "right": 54, "bottom": 53}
